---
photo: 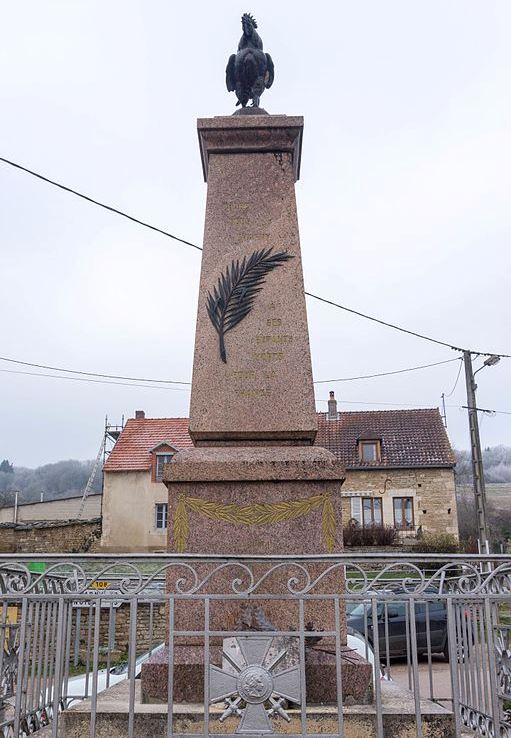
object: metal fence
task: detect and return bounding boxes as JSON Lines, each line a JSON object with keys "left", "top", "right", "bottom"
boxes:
{"left": 1, "top": 553, "right": 510, "bottom": 738}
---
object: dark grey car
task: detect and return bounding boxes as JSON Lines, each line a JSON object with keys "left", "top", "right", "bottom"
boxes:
{"left": 346, "top": 597, "right": 449, "bottom": 660}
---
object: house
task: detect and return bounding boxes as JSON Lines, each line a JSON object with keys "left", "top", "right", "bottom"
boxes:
{"left": 316, "top": 393, "right": 457, "bottom": 539}
{"left": 101, "top": 412, "right": 193, "bottom": 551}
{"left": 100, "top": 401, "right": 457, "bottom": 552}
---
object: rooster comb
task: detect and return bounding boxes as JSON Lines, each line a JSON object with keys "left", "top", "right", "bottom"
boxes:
{"left": 242, "top": 12, "right": 257, "bottom": 28}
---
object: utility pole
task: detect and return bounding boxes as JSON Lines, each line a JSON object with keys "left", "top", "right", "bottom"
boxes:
{"left": 463, "top": 351, "right": 489, "bottom": 550}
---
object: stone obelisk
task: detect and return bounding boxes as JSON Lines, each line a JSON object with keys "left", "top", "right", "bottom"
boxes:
{"left": 141, "top": 14, "right": 371, "bottom": 706}
{"left": 169, "top": 113, "right": 345, "bottom": 557}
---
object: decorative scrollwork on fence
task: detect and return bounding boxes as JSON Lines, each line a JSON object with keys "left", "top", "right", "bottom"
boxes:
{"left": 0, "top": 623, "right": 19, "bottom": 701}
{"left": 1, "top": 556, "right": 511, "bottom": 597}
{"left": 496, "top": 627, "right": 511, "bottom": 700}
{"left": 460, "top": 704, "right": 511, "bottom": 738}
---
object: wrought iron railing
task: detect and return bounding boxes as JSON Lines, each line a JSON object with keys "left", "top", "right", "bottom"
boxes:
{"left": 1, "top": 553, "right": 510, "bottom": 738}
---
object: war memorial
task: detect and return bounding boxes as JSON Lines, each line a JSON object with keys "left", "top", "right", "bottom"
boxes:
{"left": 4, "top": 14, "right": 492, "bottom": 738}
{"left": 140, "top": 12, "right": 373, "bottom": 710}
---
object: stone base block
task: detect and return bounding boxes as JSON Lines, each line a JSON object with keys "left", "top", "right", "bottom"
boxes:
{"left": 61, "top": 680, "right": 456, "bottom": 738}
{"left": 141, "top": 645, "right": 372, "bottom": 705}
{"left": 305, "top": 647, "right": 373, "bottom": 704}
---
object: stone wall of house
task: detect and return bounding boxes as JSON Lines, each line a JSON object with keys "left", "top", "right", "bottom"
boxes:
{"left": 340, "top": 466, "right": 458, "bottom": 539}
{"left": 0, "top": 518, "right": 102, "bottom": 553}
{"left": 70, "top": 601, "right": 166, "bottom": 660}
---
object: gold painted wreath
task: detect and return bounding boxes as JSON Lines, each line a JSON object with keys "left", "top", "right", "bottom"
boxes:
{"left": 173, "top": 492, "right": 336, "bottom": 553}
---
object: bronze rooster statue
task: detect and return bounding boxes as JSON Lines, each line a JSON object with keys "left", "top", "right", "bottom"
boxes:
{"left": 226, "top": 14, "right": 274, "bottom": 110}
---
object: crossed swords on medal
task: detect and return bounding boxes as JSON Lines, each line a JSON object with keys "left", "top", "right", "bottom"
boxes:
{"left": 209, "top": 636, "right": 302, "bottom": 734}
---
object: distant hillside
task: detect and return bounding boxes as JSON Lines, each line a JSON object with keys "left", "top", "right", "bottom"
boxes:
{"left": 0, "top": 459, "right": 102, "bottom": 508}
{"left": 454, "top": 445, "right": 511, "bottom": 484}
{"left": 1, "top": 444, "right": 510, "bottom": 512}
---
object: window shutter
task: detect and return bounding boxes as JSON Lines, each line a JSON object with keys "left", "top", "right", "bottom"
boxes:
{"left": 350, "top": 497, "right": 362, "bottom": 524}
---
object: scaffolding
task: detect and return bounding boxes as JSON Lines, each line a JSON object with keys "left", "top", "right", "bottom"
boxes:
{"left": 76, "top": 415, "right": 124, "bottom": 520}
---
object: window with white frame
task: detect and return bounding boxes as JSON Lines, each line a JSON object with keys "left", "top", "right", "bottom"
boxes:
{"left": 155, "top": 503, "right": 168, "bottom": 530}
{"left": 155, "top": 454, "right": 173, "bottom": 482}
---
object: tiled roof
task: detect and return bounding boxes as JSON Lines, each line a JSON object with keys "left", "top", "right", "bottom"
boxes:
{"left": 103, "top": 418, "right": 194, "bottom": 472}
{"left": 104, "top": 409, "right": 454, "bottom": 472}
{"left": 316, "top": 408, "right": 455, "bottom": 469}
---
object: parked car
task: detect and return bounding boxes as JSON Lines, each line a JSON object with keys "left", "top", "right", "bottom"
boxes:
{"left": 347, "top": 591, "right": 450, "bottom": 660}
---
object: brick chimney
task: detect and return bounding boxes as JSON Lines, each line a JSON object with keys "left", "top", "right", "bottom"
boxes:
{"left": 135, "top": 410, "right": 145, "bottom": 419}
{"left": 327, "top": 391, "right": 338, "bottom": 420}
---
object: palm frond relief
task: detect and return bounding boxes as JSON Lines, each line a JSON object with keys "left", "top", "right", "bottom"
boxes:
{"left": 206, "top": 247, "right": 294, "bottom": 363}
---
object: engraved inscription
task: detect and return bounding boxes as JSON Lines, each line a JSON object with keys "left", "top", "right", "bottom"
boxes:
{"left": 230, "top": 370, "right": 256, "bottom": 380}
{"left": 256, "top": 334, "right": 293, "bottom": 345}
{"left": 253, "top": 351, "right": 284, "bottom": 361}
{"left": 224, "top": 202, "right": 250, "bottom": 212}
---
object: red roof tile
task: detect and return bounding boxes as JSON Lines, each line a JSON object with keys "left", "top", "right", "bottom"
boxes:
{"left": 103, "top": 418, "right": 193, "bottom": 472}
{"left": 316, "top": 408, "right": 455, "bottom": 469}
{"left": 104, "top": 409, "right": 454, "bottom": 472}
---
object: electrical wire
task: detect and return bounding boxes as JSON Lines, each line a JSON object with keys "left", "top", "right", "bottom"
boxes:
{"left": 316, "top": 396, "right": 511, "bottom": 415}
{"left": 0, "top": 156, "right": 202, "bottom": 252}
{"left": 5, "top": 365, "right": 511, "bottom": 415}
{"left": 313, "top": 357, "right": 459, "bottom": 383}
{"left": 0, "top": 354, "right": 191, "bottom": 384}
{"left": 0, "top": 354, "right": 458, "bottom": 386}
{"left": 0, "top": 368, "right": 188, "bottom": 391}
{"left": 304, "top": 291, "right": 464, "bottom": 352}
{"left": 316, "top": 398, "right": 438, "bottom": 408}
{"left": 1, "top": 154, "right": 510, "bottom": 359}
{"left": 443, "top": 358, "right": 464, "bottom": 398}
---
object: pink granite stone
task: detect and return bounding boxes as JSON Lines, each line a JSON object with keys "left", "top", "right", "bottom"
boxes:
{"left": 141, "top": 646, "right": 372, "bottom": 705}
{"left": 141, "top": 114, "right": 372, "bottom": 706}
{"left": 189, "top": 116, "right": 316, "bottom": 445}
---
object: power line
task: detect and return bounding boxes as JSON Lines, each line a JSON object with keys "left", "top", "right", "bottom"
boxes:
{"left": 0, "top": 156, "right": 202, "bottom": 252}
{"left": 313, "top": 357, "right": 459, "bottom": 384}
{"left": 316, "top": 396, "right": 511, "bottom": 415}
{"left": 0, "top": 354, "right": 191, "bottom": 384}
{"left": 444, "top": 359, "right": 464, "bottom": 398}
{"left": 316, "top": 398, "right": 438, "bottom": 408}
{"left": 305, "top": 291, "right": 511, "bottom": 358}
{"left": 0, "top": 353, "right": 459, "bottom": 387}
{"left": 4, "top": 366, "right": 511, "bottom": 415}
{"left": 0, "top": 368, "right": 188, "bottom": 391}
{"left": 1, "top": 154, "right": 510, "bottom": 359}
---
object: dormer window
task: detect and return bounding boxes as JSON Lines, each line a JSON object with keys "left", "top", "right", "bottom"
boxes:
{"left": 150, "top": 441, "right": 178, "bottom": 482}
{"left": 155, "top": 454, "right": 173, "bottom": 482}
{"left": 358, "top": 439, "right": 381, "bottom": 463}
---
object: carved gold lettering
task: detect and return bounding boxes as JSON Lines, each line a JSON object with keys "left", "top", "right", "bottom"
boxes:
{"left": 266, "top": 318, "right": 282, "bottom": 327}
{"left": 230, "top": 370, "right": 256, "bottom": 380}
{"left": 255, "top": 335, "right": 293, "bottom": 345}
{"left": 253, "top": 352, "right": 284, "bottom": 361}
{"left": 224, "top": 202, "right": 250, "bottom": 211}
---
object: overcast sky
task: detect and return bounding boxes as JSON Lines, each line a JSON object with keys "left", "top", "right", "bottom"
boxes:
{"left": 1, "top": 1, "right": 510, "bottom": 468}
